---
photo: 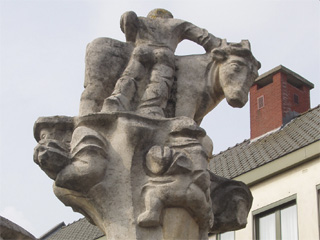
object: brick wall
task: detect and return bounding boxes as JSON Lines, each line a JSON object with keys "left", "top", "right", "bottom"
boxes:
{"left": 250, "top": 71, "right": 311, "bottom": 139}
{"left": 285, "top": 82, "right": 310, "bottom": 116}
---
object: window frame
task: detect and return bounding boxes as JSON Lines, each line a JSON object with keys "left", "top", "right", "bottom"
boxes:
{"left": 257, "top": 95, "right": 264, "bottom": 110}
{"left": 253, "top": 195, "right": 297, "bottom": 240}
{"left": 317, "top": 184, "right": 320, "bottom": 240}
{"left": 217, "top": 231, "right": 235, "bottom": 240}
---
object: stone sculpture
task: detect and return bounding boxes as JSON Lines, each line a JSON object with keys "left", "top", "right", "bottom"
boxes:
{"left": 34, "top": 8, "right": 260, "bottom": 240}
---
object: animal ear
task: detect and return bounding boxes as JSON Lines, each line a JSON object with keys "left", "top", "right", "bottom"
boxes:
{"left": 211, "top": 49, "right": 227, "bottom": 62}
{"left": 257, "top": 61, "right": 261, "bottom": 70}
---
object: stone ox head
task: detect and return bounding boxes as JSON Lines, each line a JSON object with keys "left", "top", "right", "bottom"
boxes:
{"left": 211, "top": 39, "right": 261, "bottom": 108}
{"left": 175, "top": 39, "right": 260, "bottom": 124}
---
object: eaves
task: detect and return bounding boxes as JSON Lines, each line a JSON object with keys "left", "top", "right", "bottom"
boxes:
{"left": 234, "top": 140, "right": 320, "bottom": 187}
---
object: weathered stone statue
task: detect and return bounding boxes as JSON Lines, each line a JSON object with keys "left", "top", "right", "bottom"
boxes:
{"left": 34, "top": 9, "right": 260, "bottom": 240}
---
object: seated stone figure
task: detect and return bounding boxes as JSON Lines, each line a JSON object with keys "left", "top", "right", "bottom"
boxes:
{"left": 33, "top": 117, "right": 109, "bottom": 193}
{"left": 101, "top": 8, "right": 222, "bottom": 117}
{"left": 139, "top": 145, "right": 212, "bottom": 230}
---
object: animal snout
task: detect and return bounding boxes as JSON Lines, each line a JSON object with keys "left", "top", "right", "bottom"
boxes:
{"left": 226, "top": 92, "right": 248, "bottom": 108}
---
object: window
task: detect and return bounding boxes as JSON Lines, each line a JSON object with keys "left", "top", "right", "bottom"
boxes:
{"left": 218, "top": 231, "right": 234, "bottom": 240}
{"left": 294, "top": 94, "right": 299, "bottom": 104}
{"left": 257, "top": 96, "right": 264, "bottom": 109}
{"left": 317, "top": 185, "right": 320, "bottom": 239}
{"left": 254, "top": 199, "right": 298, "bottom": 240}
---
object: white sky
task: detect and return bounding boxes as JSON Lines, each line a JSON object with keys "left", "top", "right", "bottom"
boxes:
{"left": 0, "top": 0, "right": 319, "bottom": 238}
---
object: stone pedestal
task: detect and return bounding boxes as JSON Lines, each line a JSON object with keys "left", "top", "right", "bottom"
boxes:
{"left": 163, "top": 208, "right": 200, "bottom": 240}
{"left": 35, "top": 113, "right": 214, "bottom": 239}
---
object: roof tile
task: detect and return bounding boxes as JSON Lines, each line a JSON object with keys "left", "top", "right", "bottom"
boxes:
{"left": 46, "top": 218, "right": 104, "bottom": 240}
{"left": 209, "top": 105, "right": 320, "bottom": 179}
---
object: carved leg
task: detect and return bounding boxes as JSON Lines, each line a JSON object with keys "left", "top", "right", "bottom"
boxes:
{"left": 137, "top": 47, "right": 175, "bottom": 117}
{"left": 138, "top": 64, "right": 174, "bottom": 117}
{"left": 186, "top": 183, "right": 213, "bottom": 228}
{"left": 80, "top": 80, "right": 109, "bottom": 115}
{"left": 55, "top": 126, "right": 109, "bottom": 193}
{"left": 138, "top": 188, "right": 164, "bottom": 227}
{"left": 101, "top": 46, "right": 150, "bottom": 113}
{"left": 101, "top": 76, "right": 137, "bottom": 112}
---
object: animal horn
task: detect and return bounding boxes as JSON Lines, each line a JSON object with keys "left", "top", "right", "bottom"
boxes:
{"left": 240, "top": 40, "right": 251, "bottom": 50}
{"left": 221, "top": 39, "right": 252, "bottom": 50}
{"left": 220, "top": 39, "right": 228, "bottom": 48}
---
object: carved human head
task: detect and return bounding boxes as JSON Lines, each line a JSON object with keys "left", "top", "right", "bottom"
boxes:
{"left": 147, "top": 8, "right": 173, "bottom": 19}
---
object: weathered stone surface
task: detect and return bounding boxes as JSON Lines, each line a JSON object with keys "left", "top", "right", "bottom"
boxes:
{"left": 81, "top": 38, "right": 260, "bottom": 125}
{"left": 162, "top": 208, "right": 200, "bottom": 240}
{"left": 34, "top": 8, "right": 259, "bottom": 240}
{"left": 34, "top": 113, "right": 213, "bottom": 239}
{"left": 209, "top": 172, "right": 253, "bottom": 233}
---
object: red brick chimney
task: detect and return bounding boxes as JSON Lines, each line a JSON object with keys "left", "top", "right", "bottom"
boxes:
{"left": 250, "top": 65, "right": 314, "bottom": 140}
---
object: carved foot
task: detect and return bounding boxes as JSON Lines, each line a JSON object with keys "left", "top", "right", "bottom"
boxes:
{"left": 101, "top": 94, "right": 130, "bottom": 112}
{"left": 137, "top": 106, "right": 164, "bottom": 117}
{"left": 138, "top": 210, "right": 161, "bottom": 227}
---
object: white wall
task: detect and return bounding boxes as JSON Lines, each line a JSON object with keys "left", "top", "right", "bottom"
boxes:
{"left": 235, "top": 156, "right": 320, "bottom": 240}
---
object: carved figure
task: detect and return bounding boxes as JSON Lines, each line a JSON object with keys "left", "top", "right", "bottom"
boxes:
{"left": 33, "top": 9, "right": 259, "bottom": 240}
{"left": 34, "top": 119, "right": 109, "bottom": 193}
{"left": 209, "top": 172, "right": 253, "bottom": 233}
{"left": 138, "top": 128, "right": 213, "bottom": 236}
{"left": 175, "top": 40, "right": 260, "bottom": 124}
{"left": 33, "top": 114, "right": 254, "bottom": 239}
{"left": 100, "top": 8, "right": 222, "bottom": 117}
{"left": 80, "top": 39, "right": 259, "bottom": 124}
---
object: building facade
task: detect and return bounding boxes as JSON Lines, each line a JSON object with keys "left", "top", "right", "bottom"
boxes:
{"left": 210, "top": 65, "right": 319, "bottom": 240}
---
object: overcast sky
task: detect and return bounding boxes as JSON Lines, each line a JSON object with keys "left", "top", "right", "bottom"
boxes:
{"left": 0, "top": 0, "right": 319, "bottom": 238}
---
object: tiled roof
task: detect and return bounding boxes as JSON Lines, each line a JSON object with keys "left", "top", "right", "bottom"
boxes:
{"left": 0, "top": 216, "right": 36, "bottom": 240}
{"left": 209, "top": 105, "right": 320, "bottom": 179}
{"left": 46, "top": 218, "right": 104, "bottom": 240}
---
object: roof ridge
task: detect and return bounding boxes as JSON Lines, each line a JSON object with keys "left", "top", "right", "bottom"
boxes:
{"left": 299, "top": 104, "right": 320, "bottom": 115}
{"left": 250, "top": 104, "right": 320, "bottom": 144}
{"left": 61, "top": 218, "right": 85, "bottom": 228}
{"left": 209, "top": 104, "right": 320, "bottom": 179}
{"left": 213, "top": 139, "right": 250, "bottom": 156}
{"left": 279, "top": 104, "right": 320, "bottom": 131}
{"left": 45, "top": 217, "right": 105, "bottom": 240}
{"left": 211, "top": 104, "right": 320, "bottom": 158}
